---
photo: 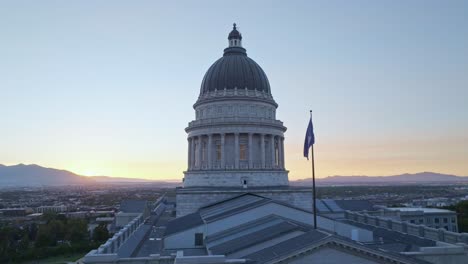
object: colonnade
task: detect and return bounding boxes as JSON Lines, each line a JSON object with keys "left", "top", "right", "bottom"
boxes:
{"left": 187, "top": 133, "right": 285, "bottom": 170}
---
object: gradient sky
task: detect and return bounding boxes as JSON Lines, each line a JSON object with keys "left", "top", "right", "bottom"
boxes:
{"left": 1, "top": 1, "right": 467, "bottom": 180}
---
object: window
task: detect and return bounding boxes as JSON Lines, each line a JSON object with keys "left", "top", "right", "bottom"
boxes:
{"left": 243, "top": 179, "right": 247, "bottom": 185}
{"left": 443, "top": 218, "right": 448, "bottom": 223}
{"left": 216, "top": 142, "right": 221, "bottom": 161}
{"left": 240, "top": 143, "right": 247, "bottom": 160}
{"left": 419, "top": 219, "right": 424, "bottom": 224}
{"left": 434, "top": 218, "right": 440, "bottom": 223}
{"left": 444, "top": 226, "right": 448, "bottom": 230}
{"left": 451, "top": 217, "right": 456, "bottom": 223}
{"left": 410, "top": 220, "right": 415, "bottom": 224}
{"left": 194, "top": 233, "right": 204, "bottom": 246}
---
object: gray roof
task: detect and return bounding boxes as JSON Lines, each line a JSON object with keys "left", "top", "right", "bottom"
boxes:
{"left": 243, "top": 230, "right": 329, "bottom": 263}
{"left": 119, "top": 200, "right": 148, "bottom": 213}
{"left": 316, "top": 199, "right": 375, "bottom": 213}
{"left": 164, "top": 212, "right": 204, "bottom": 236}
{"left": 210, "top": 221, "right": 308, "bottom": 256}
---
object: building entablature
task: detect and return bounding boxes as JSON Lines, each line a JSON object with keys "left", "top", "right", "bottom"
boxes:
{"left": 185, "top": 118, "right": 286, "bottom": 134}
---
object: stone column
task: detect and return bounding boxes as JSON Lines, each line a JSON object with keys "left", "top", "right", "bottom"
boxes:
{"left": 281, "top": 137, "right": 285, "bottom": 168}
{"left": 234, "top": 133, "right": 240, "bottom": 169}
{"left": 248, "top": 133, "right": 253, "bottom": 169}
{"left": 187, "top": 137, "right": 191, "bottom": 170}
{"left": 221, "top": 133, "right": 225, "bottom": 169}
{"left": 197, "top": 135, "right": 202, "bottom": 169}
{"left": 261, "top": 134, "right": 265, "bottom": 169}
{"left": 277, "top": 136, "right": 282, "bottom": 168}
{"left": 207, "top": 134, "right": 213, "bottom": 169}
{"left": 191, "top": 137, "right": 195, "bottom": 169}
{"left": 271, "top": 135, "right": 276, "bottom": 168}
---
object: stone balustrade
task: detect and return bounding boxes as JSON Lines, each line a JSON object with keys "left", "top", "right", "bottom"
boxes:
{"left": 90, "top": 194, "right": 168, "bottom": 257}
{"left": 96, "top": 214, "right": 144, "bottom": 254}
{"left": 344, "top": 211, "right": 468, "bottom": 245}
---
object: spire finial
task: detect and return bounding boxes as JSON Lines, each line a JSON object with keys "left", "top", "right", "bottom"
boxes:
{"left": 233, "top": 23, "right": 237, "bottom": 30}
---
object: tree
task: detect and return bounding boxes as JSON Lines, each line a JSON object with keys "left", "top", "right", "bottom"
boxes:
{"left": 18, "top": 233, "right": 30, "bottom": 251}
{"left": 66, "top": 219, "right": 88, "bottom": 243}
{"left": 28, "top": 223, "right": 38, "bottom": 241}
{"left": 35, "top": 224, "right": 54, "bottom": 247}
{"left": 92, "top": 223, "right": 109, "bottom": 242}
{"left": 443, "top": 200, "right": 468, "bottom": 232}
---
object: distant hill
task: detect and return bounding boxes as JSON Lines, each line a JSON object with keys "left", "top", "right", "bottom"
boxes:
{"left": 0, "top": 164, "right": 179, "bottom": 187}
{"left": 292, "top": 172, "right": 468, "bottom": 186}
{"left": 0, "top": 164, "right": 91, "bottom": 186}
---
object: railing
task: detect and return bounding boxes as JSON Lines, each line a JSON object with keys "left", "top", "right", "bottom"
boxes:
{"left": 344, "top": 211, "right": 468, "bottom": 245}
{"left": 85, "top": 195, "right": 167, "bottom": 258}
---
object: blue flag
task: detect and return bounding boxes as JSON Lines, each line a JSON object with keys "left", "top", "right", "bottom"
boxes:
{"left": 303, "top": 118, "right": 315, "bottom": 160}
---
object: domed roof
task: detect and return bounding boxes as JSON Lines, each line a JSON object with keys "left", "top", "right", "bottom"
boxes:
{"left": 228, "top": 23, "right": 242, "bottom": 40}
{"left": 200, "top": 24, "right": 271, "bottom": 95}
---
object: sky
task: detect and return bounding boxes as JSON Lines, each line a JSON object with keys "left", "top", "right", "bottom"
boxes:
{"left": 1, "top": 0, "right": 467, "bottom": 180}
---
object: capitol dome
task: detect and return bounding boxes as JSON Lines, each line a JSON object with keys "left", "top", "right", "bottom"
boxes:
{"left": 184, "top": 24, "right": 288, "bottom": 189}
{"left": 199, "top": 24, "right": 271, "bottom": 96}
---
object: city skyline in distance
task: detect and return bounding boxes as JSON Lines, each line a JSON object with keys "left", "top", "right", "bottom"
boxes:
{"left": 1, "top": 1, "right": 467, "bottom": 180}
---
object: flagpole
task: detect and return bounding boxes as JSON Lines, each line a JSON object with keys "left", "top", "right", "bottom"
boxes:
{"left": 310, "top": 110, "right": 317, "bottom": 229}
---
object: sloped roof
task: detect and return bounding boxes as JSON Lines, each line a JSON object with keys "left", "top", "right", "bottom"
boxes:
{"left": 165, "top": 212, "right": 204, "bottom": 236}
{"left": 244, "top": 233, "right": 430, "bottom": 264}
{"left": 210, "top": 221, "right": 309, "bottom": 255}
{"left": 316, "top": 199, "right": 375, "bottom": 213}
{"left": 243, "top": 230, "right": 329, "bottom": 263}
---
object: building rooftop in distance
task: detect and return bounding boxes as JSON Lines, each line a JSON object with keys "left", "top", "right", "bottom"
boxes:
{"left": 385, "top": 207, "right": 454, "bottom": 214}
{"left": 119, "top": 200, "right": 148, "bottom": 213}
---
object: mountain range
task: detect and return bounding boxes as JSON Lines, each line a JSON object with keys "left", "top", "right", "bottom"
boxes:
{"left": 292, "top": 172, "right": 468, "bottom": 186}
{"left": 0, "top": 164, "right": 467, "bottom": 187}
{"left": 0, "top": 164, "right": 178, "bottom": 187}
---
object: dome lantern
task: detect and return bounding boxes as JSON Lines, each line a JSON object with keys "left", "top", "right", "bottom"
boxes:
{"left": 228, "top": 23, "right": 242, "bottom": 47}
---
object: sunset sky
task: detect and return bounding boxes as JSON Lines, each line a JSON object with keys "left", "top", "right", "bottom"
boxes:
{"left": 1, "top": 1, "right": 467, "bottom": 180}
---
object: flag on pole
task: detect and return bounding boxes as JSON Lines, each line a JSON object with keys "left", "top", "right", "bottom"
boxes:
{"left": 303, "top": 118, "right": 315, "bottom": 160}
